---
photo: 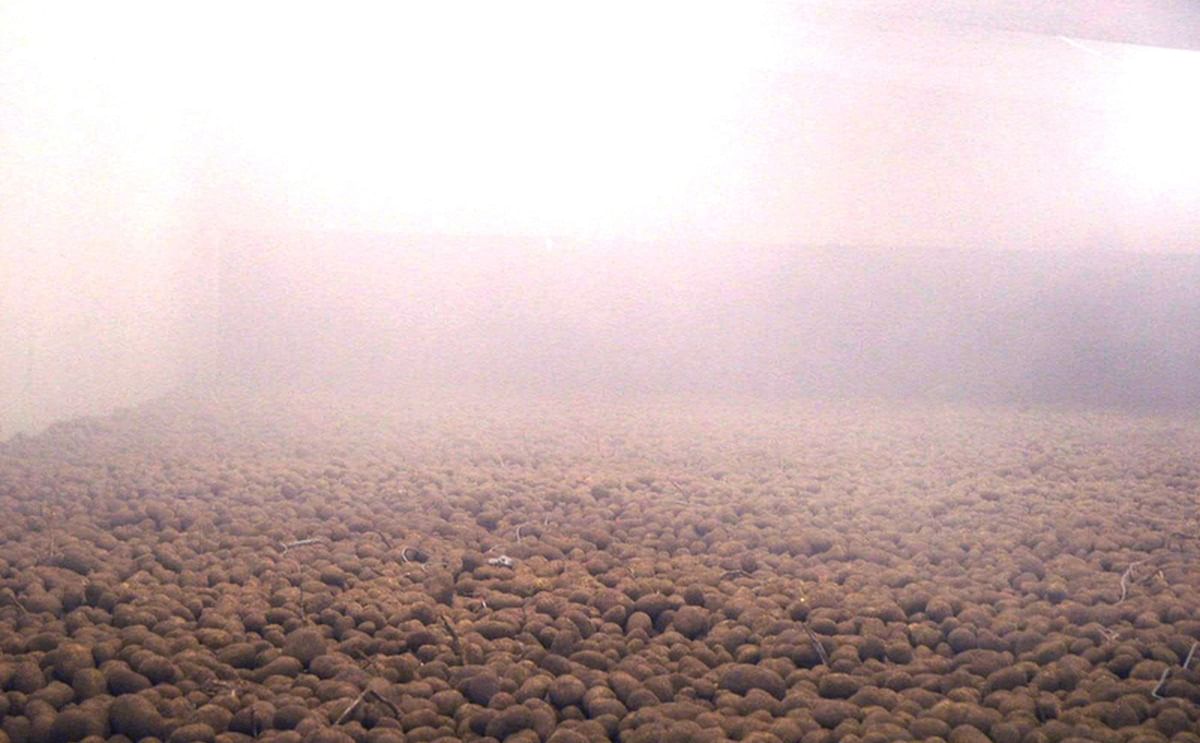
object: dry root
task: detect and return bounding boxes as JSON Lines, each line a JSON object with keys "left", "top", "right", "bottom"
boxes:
{"left": 440, "top": 614, "right": 465, "bottom": 664}
{"left": 1118, "top": 560, "right": 1144, "bottom": 603}
{"left": 279, "top": 537, "right": 323, "bottom": 554}
{"left": 334, "top": 686, "right": 402, "bottom": 725}
{"left": 1150, "top": 640, "right": 1198, "bottom": 699}
{"left": 0, "top": 587, "right": 28, "bottom": 616}
{"left": 802, "top": 623, "right": 831, "bottom": 666}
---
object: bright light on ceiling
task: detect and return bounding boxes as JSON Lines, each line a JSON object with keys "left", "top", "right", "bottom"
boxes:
{"left": 186, "top": 1, "right": 784, "bottom": 238}
{"left": 1105, "top": 44, "right": 1200, "bottom": 199}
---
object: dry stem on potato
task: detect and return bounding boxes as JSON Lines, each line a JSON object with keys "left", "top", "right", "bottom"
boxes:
{"left": 1151, "top": 666, "right": 1171, "bottom": 699}
{"left": 1118, "top": 560, "right": 1143, "bottom": 603}
{"left": 371, "top": 530, "right": 395, "bottom": 550}
{"left": 1149, "top": 640, "right": 1198, "bottom": 699}
{"left": 334, "top": 675, "right": 403, "bottom": 724}
{"left": 365, "top": 688, "right": 401, "bottom": 717}
{"left": 802, "top": 623, "right": 830, "bottom": 666}
{"left": 334, "top": 691, "right": 366, "bottom": 725}
{"left": 398, "top": 544, "right": 431, "bottom": 572}
{"left": 1184, "top": 641, "right": 1198, "bottom": 671}
{"left": 279, "top": 537, "right": 323, "bottom": 554}
{"left": 441, "top": 614, "right": 465, "bottom": 664}
{"left": 0, "top": 587, "right": 28, "bottom": 615}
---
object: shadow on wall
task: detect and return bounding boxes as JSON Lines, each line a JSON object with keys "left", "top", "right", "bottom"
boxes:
{"left": 215, "top": 234, "right": 1200, "bottom": 410}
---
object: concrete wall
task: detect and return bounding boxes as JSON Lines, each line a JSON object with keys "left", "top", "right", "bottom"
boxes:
{"left": 0, "top": 3, "right": 209, "bottom": 437}
{"left": 216, "top": 234, "right": 1200, "bottom": 409}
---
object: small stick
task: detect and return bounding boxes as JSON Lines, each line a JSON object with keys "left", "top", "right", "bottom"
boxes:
{"left": 336, "top": 654, "right": 401, "bottom": 720}
{"left": 334, "top": 690, "right": 367, "bottom": 724}
{"left": 280, "top": 538, "right": 322, "bottom": 554}
{"left": 0, "top": 588, "right": 28, "bottom": 615}
{"left": 1118, "top": 561, "right": 1143, "bottom": 603}
{"left": 802, "top": 623, "right": 830, "bottom": 666}
{"left": 516, "top": 525, "right": 525, "bottom": 544}
{"left": 365, "top": 688, "right": 401, "bottom": 717}
{"left": 373, "top": 530, "right": 394, "bottom": 550}
{"left": 346, "top": 646, "right": 387, "bottom": 678}
{"left": 441, "top": 615, "right": 465, "bottom": 664}
{"left": 1183, "top": 641, "right": 1198, "bottom": 671}
{"left": 1151, "top": 666, "right": 1171, "bottom": 699}
{"left": 1097, "top": 627, "right": 1119, "bottom": 643}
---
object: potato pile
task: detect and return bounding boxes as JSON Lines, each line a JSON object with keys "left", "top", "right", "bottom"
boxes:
{"left": 1, "top": 393, "right": 1199, "bottom": 743}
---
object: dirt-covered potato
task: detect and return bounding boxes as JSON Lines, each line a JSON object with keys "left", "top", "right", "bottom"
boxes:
{"left": 1, "top": 395, "right": 1198, "bottom": 740}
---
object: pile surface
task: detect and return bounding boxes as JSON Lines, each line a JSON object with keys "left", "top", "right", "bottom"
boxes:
{"left": 1, "top": 394, "right": 1199, "bottom": 743}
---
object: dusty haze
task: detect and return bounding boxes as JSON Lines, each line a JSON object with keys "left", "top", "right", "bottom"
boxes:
{"left": 2, "top": 2, "right": 1200, "bottom": 433}
{"left": 5, "top": 7, "right": 1200, "bottom": 742}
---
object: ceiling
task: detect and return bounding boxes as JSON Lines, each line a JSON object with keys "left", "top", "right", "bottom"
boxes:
{"left": 796, "top": 0, "right": 1200, "bottom": 51}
